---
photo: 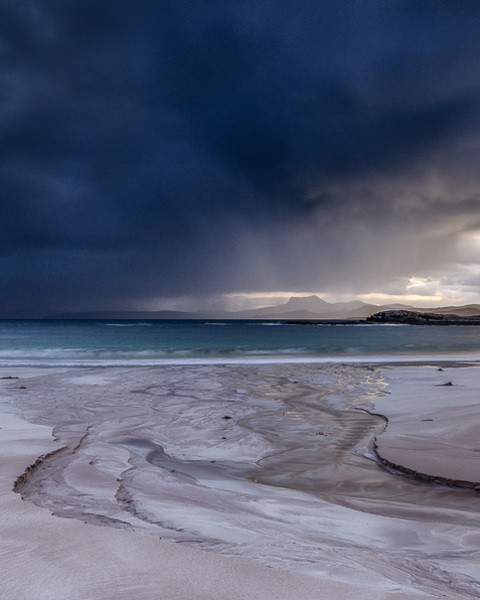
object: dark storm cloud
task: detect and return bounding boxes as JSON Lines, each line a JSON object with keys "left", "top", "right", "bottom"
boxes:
{"left": 2, "top": 0, "right": 480, "bottom": 315}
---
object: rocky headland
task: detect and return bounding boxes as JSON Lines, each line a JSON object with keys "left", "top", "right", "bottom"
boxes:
{"left": 366, "top": 310, "right": 480, "bottom": 325}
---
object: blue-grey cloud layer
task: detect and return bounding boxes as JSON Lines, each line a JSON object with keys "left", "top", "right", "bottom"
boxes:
{"left": 2, "top": 1, "right": 480, "bottom": 315}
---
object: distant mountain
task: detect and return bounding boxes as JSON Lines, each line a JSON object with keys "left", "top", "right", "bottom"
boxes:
{"left": 235, "top": 295, "right": 330, "bottom": 318}
{"left": 282, "top": 295, "right": 332, "bottom": 312}
{"left": 45, "top": 295, "right": 480, "bottom": 320}
{"left": 428, "top": 304, "right": 480, "bottom": 317}
{"left": 233, "top": 295, "right": 378, "bottom": 319}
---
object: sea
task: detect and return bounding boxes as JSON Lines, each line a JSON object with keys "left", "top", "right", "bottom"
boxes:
{"left": 1, "top": 318, "right": 480, "bottom": 365}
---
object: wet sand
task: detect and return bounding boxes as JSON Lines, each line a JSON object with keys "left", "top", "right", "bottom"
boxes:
{"left": 2, "top": 363, "right": 480, "bottom": 598}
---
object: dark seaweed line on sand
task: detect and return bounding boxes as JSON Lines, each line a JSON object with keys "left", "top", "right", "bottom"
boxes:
{"left": 373, "top": 439, "right": 480, "bottom": 490}
{"left": 13, "top": 446, "right": 68, "bottom": 493}
{"left": 359, "top": 405, "right": 480, "bottom": 491}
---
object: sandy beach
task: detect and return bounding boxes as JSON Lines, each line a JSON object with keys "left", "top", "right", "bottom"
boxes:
{"left": 2, "top": 362, "right": 480, "bottom": 599}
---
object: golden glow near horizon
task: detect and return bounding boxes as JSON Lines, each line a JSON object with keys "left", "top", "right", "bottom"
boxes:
{"left": 149, "top": 266, "right": 480, "bottom": 313}
{"left": 224, "top": 287, "right": 449, "bottom": 306}
{"left": 357, "top": 292, "right": 445, "bottom": 305}
{"left": 224, "top": 283, "right": 471, "bottom": 310}
{"left": 218, "top": 233, "right": 480, "bottom": 311}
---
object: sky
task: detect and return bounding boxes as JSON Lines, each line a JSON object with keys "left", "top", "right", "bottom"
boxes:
{"left": 2, "top": 0, "right": 480, "bottom": 316}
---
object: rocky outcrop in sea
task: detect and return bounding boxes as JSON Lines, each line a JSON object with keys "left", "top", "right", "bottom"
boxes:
{"left": 366, "top": 310, "right": 480, "bottom": 325}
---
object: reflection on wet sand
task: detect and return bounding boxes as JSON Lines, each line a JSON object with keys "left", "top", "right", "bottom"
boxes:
{"left": 250, "top": 372, "right": 480, "bottom": 525}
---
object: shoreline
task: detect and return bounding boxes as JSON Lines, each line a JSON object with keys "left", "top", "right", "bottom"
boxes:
{"left": 0, "top": 354, "right": 479, "bottom": 368}
{"left": 2, "top": 362, "right": 480, "bottom": 598}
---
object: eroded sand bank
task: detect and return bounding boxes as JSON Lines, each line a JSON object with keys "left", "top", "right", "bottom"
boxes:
{"left": 2, "top": 363, "right": 480, "bottom": 599}
{"left": 373, "top": 364, "right": 480, "bottom": 487}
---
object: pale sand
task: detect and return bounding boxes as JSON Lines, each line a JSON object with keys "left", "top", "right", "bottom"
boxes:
{"left": 373, "top": 364, "right": 480, "bottom": 486}
{"left": 1, "top": 364, "right": 480, "bottom": 599}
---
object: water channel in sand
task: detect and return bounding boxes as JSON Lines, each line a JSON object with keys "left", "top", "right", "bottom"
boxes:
{"left": 7, "top": 363, "right": 480, "bottom": 597}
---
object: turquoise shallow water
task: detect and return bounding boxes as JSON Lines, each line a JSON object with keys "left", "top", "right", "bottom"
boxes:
{"left": 0, "top": 319, "right": 479, "bottom": 364}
